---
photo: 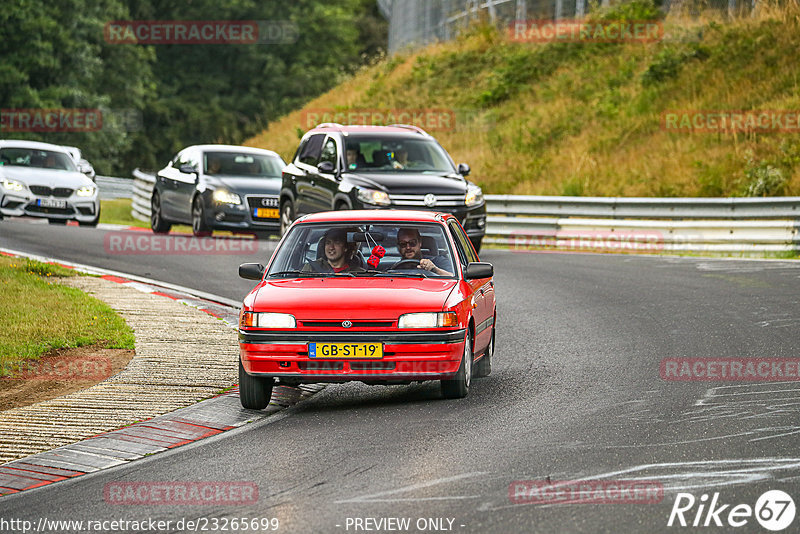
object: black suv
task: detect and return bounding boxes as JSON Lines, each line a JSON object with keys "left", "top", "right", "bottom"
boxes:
{"left": 280, "top": 124, "right": 486, "bottom": 251}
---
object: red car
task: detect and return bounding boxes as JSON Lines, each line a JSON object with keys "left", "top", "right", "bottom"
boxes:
{"left": 237, "top": 210, "right": 496, "bottom": 407}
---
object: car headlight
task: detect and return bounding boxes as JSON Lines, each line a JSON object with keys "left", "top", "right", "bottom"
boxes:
{"left": 356, "top": 187, "right": 391, "bottom": 206}
{"left": 240, "top": 312, "right": 296, "bottom": 329}
{"left": 2, "top": 179, "right": 26, "bottom": 192}
{"left": 212, "top": 189, "right": 241, "bottom": 205}
{"left": 398, "top": 312, "right": 458, "bottom": 328}
{"left": 465, "top": 186, "right": 483, "bottom": 207}
{"left": 76, "top": 186, "right": 96, "bottom": 197}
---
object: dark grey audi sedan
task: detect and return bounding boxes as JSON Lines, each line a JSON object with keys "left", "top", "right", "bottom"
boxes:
{"left": 150, "top": 144, "right": 286, "bottom": 238}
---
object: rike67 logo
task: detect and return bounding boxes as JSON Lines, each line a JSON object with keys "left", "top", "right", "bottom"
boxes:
{"left": 668, "top": 490, "right": 795, "bottom": 531}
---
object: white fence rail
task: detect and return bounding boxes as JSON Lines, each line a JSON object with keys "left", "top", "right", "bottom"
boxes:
{"left": 127, "top": 175, "right": 800, "bottom": 254}
{"left": 95, "top": 176, "right": 134, "bottom": 200}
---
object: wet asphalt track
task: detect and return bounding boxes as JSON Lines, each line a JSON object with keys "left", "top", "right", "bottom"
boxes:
{"left": 2, "top": 219, "right": 800, "bottom": 533}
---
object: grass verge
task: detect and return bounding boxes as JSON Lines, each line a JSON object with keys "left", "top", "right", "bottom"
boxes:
{"left": 0, "top": 256, "right": 135, "bottom": 375}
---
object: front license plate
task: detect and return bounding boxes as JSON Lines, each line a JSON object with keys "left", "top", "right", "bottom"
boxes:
{"left": 37, "top": 198, "right": 67, "bottom": 209}
{"left": 308, "top": 342, "right": 383, "bottom": 359}
{"left": 253, "top": 208, "right": 279, "bottom": 219}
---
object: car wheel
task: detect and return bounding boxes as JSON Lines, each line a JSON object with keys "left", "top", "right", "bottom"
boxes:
{"left": 151, "top": 192, "right": 172, "bottom": 234}
{"left": 279, "top": 200, "right": 294, "bottom": 236}
{"left": 192, "top": 196, "right": 211, "bottom": 237}
{"left": 79, "top": 204, "right": 101, "bottom": 227}
{"left": 238, "top": 359, "right": 274, "bottom": 410}
{"left": 474, "top": 325, "right": 493, "bottom": 378}
{"left": 470, "top": 236, "right": 483, "bottom": 254}
{"left": 441, "top": 330, "right": 472, "bottom": 399}
{"left": 48, "top": 219, "right": 67, "bottom": 225}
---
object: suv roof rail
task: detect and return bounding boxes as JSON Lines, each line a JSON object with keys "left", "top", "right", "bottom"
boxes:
{"left": 386, "top": 124, "right": 430, "bottom": 136}
{"left": 315, "top": 123, "right": 343, "bottom": 129}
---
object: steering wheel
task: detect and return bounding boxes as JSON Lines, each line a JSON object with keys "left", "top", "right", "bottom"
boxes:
{"left": 390, "top": 259, "right": 421, "bottom": 270}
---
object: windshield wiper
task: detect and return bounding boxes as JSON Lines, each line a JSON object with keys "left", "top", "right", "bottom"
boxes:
{"left": 268, "top": 270, "right": 329, "bottom": 278}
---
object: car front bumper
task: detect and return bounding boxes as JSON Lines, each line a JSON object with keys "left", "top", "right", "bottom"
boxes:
{"left": 239, "top": 328, "right": 467, "bottom": 383}
{"left": 0, "top": 192, "right": 99, "bottom": 222}
{"left": 205, "top": 197, "right": 280, "bottom": 234}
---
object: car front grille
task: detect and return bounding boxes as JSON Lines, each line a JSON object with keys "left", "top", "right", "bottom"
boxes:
{"left": 246, "top": 195, "right": 279, "bottom": 210}
{"left": 299, "top": 320, "right": 395, "bottom": 328}
{"left": 389, "top": 194, "right": 464, "bottom": 208}
{"left": 29, "top": 186, "right": 74, "bottom": 198}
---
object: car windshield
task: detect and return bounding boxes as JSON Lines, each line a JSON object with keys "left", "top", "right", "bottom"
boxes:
{"left": 267, "top": 222, "right": 457, "bottom": 279}
{"left": 344, "top": 136, "right": 454, "bottom": 173}
{"left": 204, "top": 151, "right": 284, "bottom": 177}
{"left": 0, "top": 148, "right": 77, "bottom": 171}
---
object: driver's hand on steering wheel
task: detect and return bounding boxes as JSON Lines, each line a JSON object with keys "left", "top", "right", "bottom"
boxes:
{"left": 418, "top": 258, "right": 436, "bottom": 272}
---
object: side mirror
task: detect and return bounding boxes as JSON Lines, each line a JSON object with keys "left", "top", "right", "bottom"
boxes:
{"left": 317, "top": 161, "right": 335, "bottom": 174}
{"left": 239, "top": 263, "right": 265, "bottom": 280}
{"left": 457, "top": 163, "right": 470, "bottom": 176}
{"left": 179, "top": 163, "right": 197, "bottom": 174}
{"left": 465, "top": 262, "right": 492, "bottom": 280}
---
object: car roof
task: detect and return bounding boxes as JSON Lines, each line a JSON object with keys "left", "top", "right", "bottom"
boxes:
{"left": 306, "top": 124, "right": 431, "bottom": 137}
{"left": 298, "top": 210, "right": 451, "bottom": 224}
{"left": 188, "top": 144, "right": 283, "bottom": 159}
{"left": 0, "top": 140, "right": 72, "bottom": 154}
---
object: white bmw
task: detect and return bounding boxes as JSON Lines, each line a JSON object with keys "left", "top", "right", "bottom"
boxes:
{"left": 0, "top": 140, "right": 100, "bottom": 226}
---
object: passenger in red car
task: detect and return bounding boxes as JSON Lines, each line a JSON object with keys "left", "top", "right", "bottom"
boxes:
{"left": 302, "top": 228, "right": 364, "bottom": 273}
{"left": 396, "top": 227, "right": 453, "bottom": 276}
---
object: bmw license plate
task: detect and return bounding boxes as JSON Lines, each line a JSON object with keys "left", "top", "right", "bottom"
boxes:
{"left": 253, "top": 208, "right": 279, "bottom": 219}
{"left": 37, "top": 198, "right": 67, "bottom": 209}
{"left": 308, "top": 343, "right": 383, "bottom": 359}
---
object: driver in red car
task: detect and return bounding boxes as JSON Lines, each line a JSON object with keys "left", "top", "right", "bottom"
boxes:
{"left": 302, "top": 228, "right": 364, "bottom": 273}
{"left": 395, "top": 227, "right": 453, "bottom": 276}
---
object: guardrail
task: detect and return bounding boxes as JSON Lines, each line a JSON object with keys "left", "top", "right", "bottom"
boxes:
{"left": 484, "top": 195, "right": 800, "bottom": 254}
{"left": 95, "top": 176, "right": 134, "bottom": 200}
{"left": 127, "top": 175, "right": 799, "bottom": 255}
{"left": 131, "top": 169, "right": 156, "bottom": 222}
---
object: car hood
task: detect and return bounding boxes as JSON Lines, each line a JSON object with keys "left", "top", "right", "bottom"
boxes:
{"left": 249, "top": 277, "right": 458, "bottom": 320}
{"left": 346, "top": 171, "right": 467, "bottom": 195}
{"left": 0, "top": 166, "right": 94, "bottom": 188}
{"left": 212, "top": 175, "right": 281, "bottom": 195}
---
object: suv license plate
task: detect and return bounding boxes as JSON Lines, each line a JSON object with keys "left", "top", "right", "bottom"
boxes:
{"left": 308, "top": 343, "right": 383, "bottom": 359}
{"left": 37, "top": 198, "right": 67, "bottom": 209}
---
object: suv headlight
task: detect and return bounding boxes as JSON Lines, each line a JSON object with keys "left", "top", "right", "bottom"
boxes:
{"left": 465, "top": 186, "right": 483, "bottom": 207}
{"left": 212, "top": 189, "right": 241, "bottom": 205}
{"left": 76, "top": 186, "right": 96, "bottom": 197}
{"left": 240, "top": 312, "right": 296, "bottom": 329}
{"left": 356, "top": 187, "right": 391, "bottom": 206}
{"left": 398, "top": 312, "right": 458, "bottom": 328}
{"left": 2, "top": 179, "right": 26, "bottom": 192}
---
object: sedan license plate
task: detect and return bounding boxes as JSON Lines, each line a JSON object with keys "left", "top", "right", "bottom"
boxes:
{"left": 253, "top": 208, "right": 279, "bottom": 219}
{"left": 37, "top": 198, "right": 67, "bottom": 209}
{"left": 308, "top": 342, "right": 383, "bottom": 359}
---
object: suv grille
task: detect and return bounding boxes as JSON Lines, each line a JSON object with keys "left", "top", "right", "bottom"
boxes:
{"left": 29, "top": 186, "right": 74, "bottom": 198}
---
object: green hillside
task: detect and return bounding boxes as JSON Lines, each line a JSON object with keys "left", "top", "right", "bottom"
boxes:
{"left": 246, "top": 0, "right": 800, "bottom": 197}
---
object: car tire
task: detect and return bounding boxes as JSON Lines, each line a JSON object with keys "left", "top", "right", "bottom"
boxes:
{"left": 238, "top": 359, "right": 274, "bottom": 410}
{"left": 441, "top": 330, "right": 472, "bottom": 399}
{"left": 192, "top": 196, "right": 211, "bottom": 237}
{"left": 151, "top": 192, "right": 172, "bottom": 234}
{"left": 48, "top": 219, "right": 67, "bottom": 225}
{"left": 474, "top": 325, "right": 493, "bottom": 378}
{"left": 279, "top": 200, "right": 294, "bottom": 236}
{"left": 79, "top": 205, "right": 101, "bottom": 227}
{"left": 470, "top": 236, "right": 483, "bottom": 254}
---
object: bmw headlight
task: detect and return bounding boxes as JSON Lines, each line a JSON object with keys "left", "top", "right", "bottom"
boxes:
{"left": 2, "top": 179, "right": 26, "bottom": 192}
{"left": 356, "top": 187, "right": 391, "bottom": 206}
{"left": 465, "top": 186, "right": 484, "bottom": 207}
{"left": 239, "top": 312, "right": 296, "bottom": 329}
{"left": 212, "top": 189, "right": 241, "bottom": 205}
{"left": 76, "top": 186, "right": 96, "bottom": 197}
{"left": 398, "top": 312, "right": 458, "bottom": 328}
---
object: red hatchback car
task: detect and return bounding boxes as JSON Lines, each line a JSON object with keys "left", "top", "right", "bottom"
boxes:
{"left": 237, "top": 210, "right": 496, "bottom": 407}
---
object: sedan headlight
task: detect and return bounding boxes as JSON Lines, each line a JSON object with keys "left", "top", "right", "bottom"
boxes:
{"left": 465, "top": 186, "right": 484, "bottom": 207}
{"left": 2, "top": 179, "right": 26, "bottom": 192}
{"left": 398, "top": 312, "right": 458, "bottom": 328}
{"left": 240, "top": 312, "right": 296, "bottom": 329}
{"left": 212, "top": 189, "right": 241, "bottom": 205}
{"left": 356, "top": 187, "right": 391, "bottom": 206}
{"left": 76, "top": 186, "right": 96, "bottom": 197}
